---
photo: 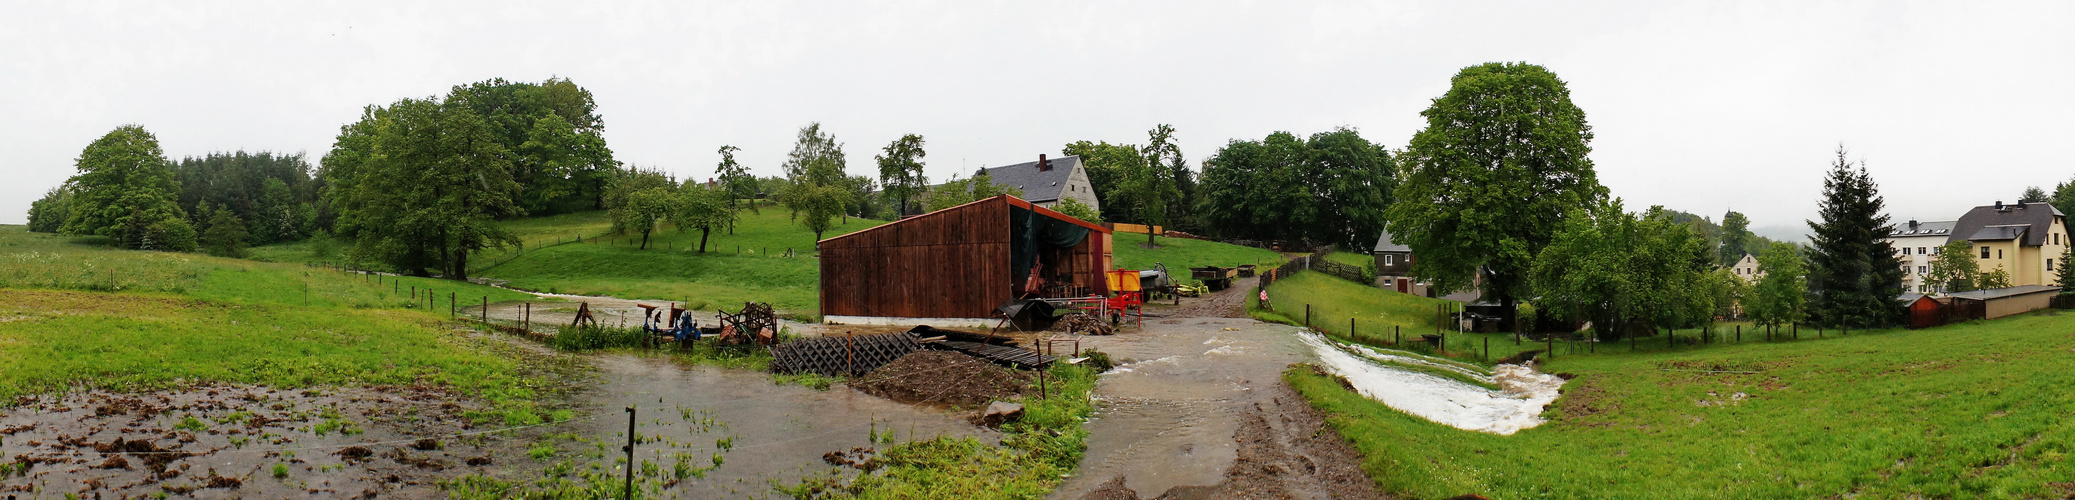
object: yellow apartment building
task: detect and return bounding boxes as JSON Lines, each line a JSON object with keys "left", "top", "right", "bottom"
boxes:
{"left": 1949, "top": 201, "right": 2068, "bottom": 287}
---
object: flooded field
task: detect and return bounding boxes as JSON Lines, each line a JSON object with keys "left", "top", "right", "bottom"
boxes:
{"left": 574, "top": 353, "right": 993, "bottom": 498}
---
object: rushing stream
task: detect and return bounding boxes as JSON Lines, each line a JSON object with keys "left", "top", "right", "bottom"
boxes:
{"left": 1298, "top": 331, "right": 1565, "bottom": 435}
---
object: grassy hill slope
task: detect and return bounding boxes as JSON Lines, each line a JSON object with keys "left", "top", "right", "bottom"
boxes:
{"left": 1111, "top": 236, "right": 1284, "bottom": 276}
{"left": 470, "top": 208, "right": 886, "bottom": 313}
{"left": 1284, "top": 296, "right": 2075, "bottom": 497}
{"left": 0, "top": 226, "right": 560, "bottom": 422}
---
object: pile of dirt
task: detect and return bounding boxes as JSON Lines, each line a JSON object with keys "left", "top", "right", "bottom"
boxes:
{"left": 850, "top": 351, "right": 1033, "bottom": 406}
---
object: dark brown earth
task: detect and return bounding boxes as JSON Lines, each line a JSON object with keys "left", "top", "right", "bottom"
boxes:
{"left": 849, "top": 350, "right": 1035, "bottom": 407}
{"left": 0, "top": 383, "right": 552, "bottom": 498}
{"left": 1078, "top": 381, "right": 1387, "bottom": 500}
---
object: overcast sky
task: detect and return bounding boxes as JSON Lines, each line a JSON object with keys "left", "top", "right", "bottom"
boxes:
{"left": 4, "top": 1, "right": 2070, "bottom": 239}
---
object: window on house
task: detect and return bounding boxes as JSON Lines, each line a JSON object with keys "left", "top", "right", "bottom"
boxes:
{"left": 1919, "top": 266, "right": 1928, "bottom": 274}
{"left": 1931, "top": 247, "right": 1939, "bottom": 255}
{"left": 1982, "top": 246, "right": 1991, "bottom": 259}
{"left": 1919, "top": 247, "right": 1927, "bottom": 254}
{"left": 1900, "top": 247, "right": 1910, "bottom": 255}
{"left": 1384, "top": 255, "right": 1394, "bottom": 266}
{"left": 1999, "top": 249, "right": 2004, "bottom": 259}
{"left": 2051, "top": 259, "right": 2057, "bottom": 271}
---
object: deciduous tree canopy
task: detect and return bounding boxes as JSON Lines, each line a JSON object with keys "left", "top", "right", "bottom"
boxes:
{"left": 61, "top": 125, "right": 196, "bottom": 251}
{"left": 1197, "top": 128, "right": 1393, "bottom": 250}
{"left": 321, "top": 98, "right": 523, "bottom": 278}
{"left": 1387, "top": 62, "right": 1606, "bottom": 309}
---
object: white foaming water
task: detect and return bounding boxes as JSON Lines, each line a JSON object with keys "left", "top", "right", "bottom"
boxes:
{"left": 1299, "top": 331, "right": 1565, "bottom": 435}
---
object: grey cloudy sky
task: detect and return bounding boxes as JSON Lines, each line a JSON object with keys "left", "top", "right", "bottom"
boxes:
{"left": 5, "top": 1, "right": 2070, "bottom": 240}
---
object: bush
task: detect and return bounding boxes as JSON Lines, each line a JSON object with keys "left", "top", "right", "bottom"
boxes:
{"left": 1080, "top": 349, "right": 1115, "bottom": 373}
{"left": 545, "top": 326, "right": 646, "bottom": 351}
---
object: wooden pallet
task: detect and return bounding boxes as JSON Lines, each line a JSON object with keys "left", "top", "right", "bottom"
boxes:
{"left": 932, "top": 341, "right": 1056, "bottom": 369}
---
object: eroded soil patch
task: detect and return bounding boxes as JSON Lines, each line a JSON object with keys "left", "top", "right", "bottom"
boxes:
{"left": 0, "top": 384, "right": 546, "bottom": 498}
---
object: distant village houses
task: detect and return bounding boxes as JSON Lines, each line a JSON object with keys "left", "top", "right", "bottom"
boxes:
{"left": 1730, "top": 253, "right": 1763, "bottom": 283}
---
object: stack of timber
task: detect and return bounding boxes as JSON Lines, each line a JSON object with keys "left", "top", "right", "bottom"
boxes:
{"left": 769, "top": 332, "right": 923, "bottom": 377}
{"left": 908, "top": 325, "right": 1057, "bottom": 368}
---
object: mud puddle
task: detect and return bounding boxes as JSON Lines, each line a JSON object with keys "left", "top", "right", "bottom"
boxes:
{"left": 574, "top": 352, "right": 994, "bottom": 498}
{"left": 0, "top": 383, "right": 544, "bottom": 498}
{"left": 1300, "top": 331, "right": 1565, "bottom": 435}
{"left": 1053, "top": 318, "right": 1315, "bottom": 498}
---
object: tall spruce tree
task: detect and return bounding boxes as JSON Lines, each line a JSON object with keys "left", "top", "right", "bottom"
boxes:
{"left": 1805, "top": 146, "right": 1904, "bottom": 328}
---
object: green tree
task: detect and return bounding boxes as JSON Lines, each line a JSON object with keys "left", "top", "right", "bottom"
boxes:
{"left": 1979, "top": 268, "right": 2013, "bottom": 290}
{"left": 323, "top": 98, "right": 523, "bottom": 278}
{"left": 798, "top": 184, "right": 849, "bottom": 243}
{"left": 876, "top": 134, "right": 928, "bottom": 217}
{"left": 1386, "top": 62, "right": 1608, "bottom": 311}
{"left": 1719, "top": 210, "right": 1753, "bottom": 265}
{"left": 715, "top": 145, "right": 758, "bottom": 218}
{"left": 620, "top": 187, "right": 676, "bottom": 250}
{"left": 1198, "top": 132, "right": 1314, "bottom": 243}
{"left": 61, "top": 125, "right": 194, "bottom": 251}
{"left": 1053, "top": 197, "right": 1103, "bottom": 223}
{"left": 1927, "top": 240, "right": 1980, "bottom": 293}
{"left": 922, "top": 171, "right": 1023, "bottom": 212}
{"left": 2055, "top": 245, "right": 2075, "bottom": 295}
{"left": 1531, "top": 202, "right": 1714, "bottom": 341}
{"left": 1062, "top": 140, "right": 1142, "bottom": 223}
{"left": 2019, "top": 186, "right": 2048, "bottom": 203}
{"left": 2052, "top": 177, "right": 2075, "bottom": 233}
{"left": 1748, "top": 242, "right": 1808, "bottom": 330}
{"left": 779, "top": 123, "right": 847, "bottom": 221}
{"left": 447, "top": 77, "right": 618, "bottom": 214}
{"left": 198, "top": 203, "right": 250, "bottom": 258}
{"left": 169, "top": 151, "right": 317, "bottom": 238}
{"left": 675, "top": 184, "right": 736, "bottom": 253}
{"left": 26, "top": 186, "right": 73, "bottom": 233}
{"left": 1125, "top": 124, "right": 1185, "bottom": 247}
{"left": 1301, "top": 127, "right": 1395, "bottom": 250}
{"left": 1805, "top": 146, "right": 1904, "bottom": 328}
{"left": 605, "top": 167, "right": 676, "bottom": 234}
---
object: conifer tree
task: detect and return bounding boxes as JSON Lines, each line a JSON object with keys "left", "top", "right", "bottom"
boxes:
{"left": 2057, "top": 245, "right": 2075, "bottom": 295}
{"left": 1805, "top": 146, "right": 1904, "bottom": 328}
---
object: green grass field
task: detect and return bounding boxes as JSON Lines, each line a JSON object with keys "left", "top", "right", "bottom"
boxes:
{"left": 1280, "top": 286, "right": 2075, "bottom": 497}
{"left": 0, "top": 226, "right": 568, "bottom": 423}
{"left": 465, "top": 208, "right": 886, "bottom": 313}
{"left": 1111, "top": 235, "right": 1283, "bottom": 276}
{"left": 1255, "top": 270, "right": 1451, "bottom": 341}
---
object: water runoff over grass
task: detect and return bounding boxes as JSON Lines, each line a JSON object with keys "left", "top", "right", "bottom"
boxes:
{"left": 1297, "top": 331, "right": 1564, "bottom": 435}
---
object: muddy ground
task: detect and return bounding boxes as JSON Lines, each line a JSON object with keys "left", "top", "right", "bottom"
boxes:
{"left": 1076, "top": 382, "right": 1384, "bottom": 500}
{"left": 0, "top": 383, "right": 547, "bottom": 498}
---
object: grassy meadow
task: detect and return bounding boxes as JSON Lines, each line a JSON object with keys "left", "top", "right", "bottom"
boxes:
{"left": 0, "top": 226, "right": 569, "bottom": 423}
{"left": 1266, "top": 267, "right": 2075, "bottom": 498}
{"left": 1255, "top": 270, "right": 1452, "bottom": 340}
{"left": 465, "top": 207, "right": 885, "bottom": 313}
{"left": 1111, "top": 235, "right": 1283, "bottom": 276}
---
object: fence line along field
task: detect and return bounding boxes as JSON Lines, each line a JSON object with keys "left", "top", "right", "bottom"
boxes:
{"left": 1283, "top": 290, "right": 2075, "bottom": 498}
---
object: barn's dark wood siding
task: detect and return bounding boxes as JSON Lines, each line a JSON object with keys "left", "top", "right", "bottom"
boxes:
{"left": 819, "top": 195, "right": 1111, "bottom": 319}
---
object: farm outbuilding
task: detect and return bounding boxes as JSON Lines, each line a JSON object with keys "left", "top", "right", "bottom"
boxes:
{"left": 818, "top": 195, "right": 1113, "bottom": 326}
{"left": 1945, "top": 285, "right": 2061, "bottom": 320}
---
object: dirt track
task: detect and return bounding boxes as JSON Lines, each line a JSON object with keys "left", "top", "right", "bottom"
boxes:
{"left": 1076, "top": 382, "right": 1384, "bottom": 500}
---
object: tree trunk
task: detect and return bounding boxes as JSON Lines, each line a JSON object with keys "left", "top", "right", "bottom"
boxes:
{"left": 452, "top": 248, "right": 469, "bottom": 281}
{"left": 699, "top": 227, "right": 711, "bottom": 253}
{"left": 640, "top": 228, "right": 651, "bottom": 250}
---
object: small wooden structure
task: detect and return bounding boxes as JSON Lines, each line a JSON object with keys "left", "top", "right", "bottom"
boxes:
{"left": 819, "top": 195, "right": 1113, "bottom": 326}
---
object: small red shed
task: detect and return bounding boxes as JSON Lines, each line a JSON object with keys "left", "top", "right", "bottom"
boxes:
{"left": 817, "top": 195, "right": 1113, "bottom": 326}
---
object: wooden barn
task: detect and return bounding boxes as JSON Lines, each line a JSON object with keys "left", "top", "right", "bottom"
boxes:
{"left": 818, "top": 195, "right": 1113, "bottom": 326}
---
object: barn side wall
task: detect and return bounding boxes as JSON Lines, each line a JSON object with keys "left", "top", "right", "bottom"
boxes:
{"left": 820, "top": 197, "right": 1013, "bottom": 320}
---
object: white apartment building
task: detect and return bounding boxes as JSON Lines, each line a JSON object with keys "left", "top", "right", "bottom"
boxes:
{"left": 1887, "top": 219, "right": 1956, "bottom": 293}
